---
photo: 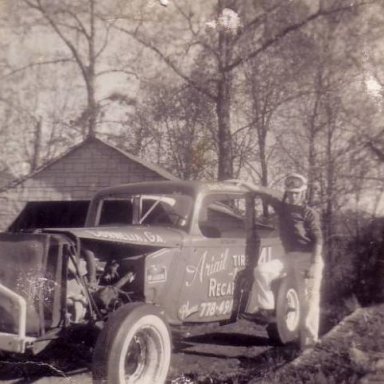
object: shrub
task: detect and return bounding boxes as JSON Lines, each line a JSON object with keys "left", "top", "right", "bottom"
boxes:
{"left": 319, "top": 217, "right": 384, "bottom": 331}
{"left": 349, "top": 218, "right": 384, "bottom": 305}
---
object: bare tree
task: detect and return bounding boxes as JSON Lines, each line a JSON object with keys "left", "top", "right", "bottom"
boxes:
{"left": 116, "top": 0, "right": 374, "bottom": 180}
{"left": 267, "top": 5, "right": 384, "bottom": 242}
{"left": 107, "top": 77, "right": 217, "bottom": 180}
{"left": 19, "top": 0, "right": 142, "bottom": 138}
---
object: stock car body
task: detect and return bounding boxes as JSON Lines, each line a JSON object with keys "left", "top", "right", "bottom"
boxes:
{"left": 0, "top": 180, "right": 302, "bottom": 384}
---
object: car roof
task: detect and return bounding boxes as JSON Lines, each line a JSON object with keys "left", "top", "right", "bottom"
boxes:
{"left": 92, "top": 180, "right": 248, "bottom": 199}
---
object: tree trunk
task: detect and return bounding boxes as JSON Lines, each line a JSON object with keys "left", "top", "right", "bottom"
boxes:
{"left": 216, "top": 1, "right": 234, "bottom": 180}
{"left": 30, "top": 117, "right": 42, "bottom": 171}
{"left": 307, "top": 128, "right": 316, "bottom": 205}
{"left": 86, "top": 78, "right": 97, "bottom": 138}
{"left": 324, "top": 103, "right": 335, "bottom": 259}
{"left": 87, "top": 0, "right": 97, "bottom": 137}
{"left": 216, "top": 73, "right": 233, "bottom": 180}
{"left": 259, "top": 127, "right": 269, "bottom": 217}
{"left": 307, "top": 69, "right": 322, "bottom": 205}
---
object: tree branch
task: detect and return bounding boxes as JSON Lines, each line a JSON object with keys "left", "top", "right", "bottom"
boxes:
{"left": 61, "top": 7, "right": 91, "bottom": 39}
{"left": 115, "top": 25, "right": 217, "bottom": 101}
{"left": 96, "top": 68, "right": 139, "bottom": 79}
{"left": 23, "top": 0, "right": 89, "bottom": 82}
{"left": 366, "top": 141, "right": 384, "bottom": 162}
{"left": 173, "top": 1, "right": 198, "bottom": 36}
{"left": 172, "top": 3, "right": 219, "bottom": 60}
{"left": 226, "top": 1, "right": 375, "bottom": 72}
{"left": 94, "top": 18, "right": 113, "bottom": 59}
{"left": 1, "top": 58, "right": 73, "bottom": 80}
{"left": 0, "top": 96, "right": 33, "bottom": 119}
{"left": 234, "top": 2, "right": 283, "bottom": 44}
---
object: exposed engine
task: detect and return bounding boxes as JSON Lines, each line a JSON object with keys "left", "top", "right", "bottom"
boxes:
{"left": 66, "top": 251, "right": 136, "bottom": 324}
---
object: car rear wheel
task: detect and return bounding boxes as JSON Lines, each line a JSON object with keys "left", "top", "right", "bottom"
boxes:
{"left": 267, "top": 275, "right": 302, "bottom": 345}
{"left": 92, "top": 303, "right": 171, "bottom": 384}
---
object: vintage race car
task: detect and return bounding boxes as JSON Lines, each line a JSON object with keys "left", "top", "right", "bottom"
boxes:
{"left": 0, "top": 180, "right": 303, "bottom": 384}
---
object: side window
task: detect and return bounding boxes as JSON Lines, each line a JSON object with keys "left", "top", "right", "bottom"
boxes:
{"left": 199, "top": 195, "right": 246, "bottom": 238}
{"left": 253, "top": 197, "right": 277, "bottom": 229}
{"left": 98, "top": 199, "right": 133, "bottom": 226}
{"left": 140, "top": 195, "right": 192, "bottom": 229}
{"left": 141, "top": 200, "right": 173, "bottom": 225}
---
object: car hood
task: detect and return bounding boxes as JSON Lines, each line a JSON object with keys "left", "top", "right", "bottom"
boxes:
{"left": 47, "top": 226, "right": 184, "bottom": 248}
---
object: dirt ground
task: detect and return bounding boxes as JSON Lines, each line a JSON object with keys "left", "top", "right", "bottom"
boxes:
{"left": 168, "top": 320, "right": 299, "bottom": 383}
{"left": 0, "top": 319, "right": 299, "bottom": 384}
{"left": 5, "top": 305, "right": 383, "bottom": 384}
{"left": 249, "top": 304, "right": 384, "bottom": 384}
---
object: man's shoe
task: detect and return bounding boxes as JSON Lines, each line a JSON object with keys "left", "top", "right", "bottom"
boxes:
{"left": 301, "top": 345, "right": 314, "bottom": 355}
{"left": 300, "top": 336, "right": 318, "bottom": 351}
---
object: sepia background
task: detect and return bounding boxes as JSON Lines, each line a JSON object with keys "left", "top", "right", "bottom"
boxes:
{"left": 0, "top": 1, "right": 383, "bottom": 383}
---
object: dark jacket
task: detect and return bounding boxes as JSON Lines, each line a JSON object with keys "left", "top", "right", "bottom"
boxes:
{"left": 256, "top": 187, "right": 323, "bottom": 254}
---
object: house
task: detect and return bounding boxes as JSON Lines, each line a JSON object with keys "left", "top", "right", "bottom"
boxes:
{"left": 0, "top": 136, "right": 178, "bottom": 231}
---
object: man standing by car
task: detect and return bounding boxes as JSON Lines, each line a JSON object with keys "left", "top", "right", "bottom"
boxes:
{"left": 236, "top": 174, "right": 324, "bottom": 350}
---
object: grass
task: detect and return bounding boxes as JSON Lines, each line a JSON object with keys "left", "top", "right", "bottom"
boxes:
{"left": 170, "top": 303, "right": 384, "bottom": 384}
{"left": 252, "top": 304, "right": 384, "bottom": 384}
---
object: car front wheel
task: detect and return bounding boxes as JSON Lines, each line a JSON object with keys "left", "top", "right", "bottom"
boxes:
{"left": 92, "top": 303, "right": 171, "bottom": 384}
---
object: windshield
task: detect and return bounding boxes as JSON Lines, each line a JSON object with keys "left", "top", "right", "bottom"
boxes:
{"left": 96, "top": 193, "right": 193, "bottom": 230}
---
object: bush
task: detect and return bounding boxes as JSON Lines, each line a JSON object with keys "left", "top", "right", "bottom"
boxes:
{"left": 324, "top": 217, "right": 384, "bottom": 305}
{"left": 350, "top": 218, "right": 384, "bottom": 305}
{"left": 323, "top": 235, "right": 358, "bottom": 302}
{"left": 319, "top": 217, "right": 384, "bottom": 331}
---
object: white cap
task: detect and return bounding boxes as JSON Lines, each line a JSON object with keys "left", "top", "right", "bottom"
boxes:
{"left": 284, "top": 173, "right": 308, "bottom": 192}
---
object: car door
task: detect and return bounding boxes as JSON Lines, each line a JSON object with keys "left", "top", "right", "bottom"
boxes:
{"left": 177, "top": 193, "right": 247, "bottom": 323}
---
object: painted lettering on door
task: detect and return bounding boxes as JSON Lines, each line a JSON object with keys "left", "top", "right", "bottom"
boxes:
{"left": 258, "top": 246, "right": 272, "bottom": 264}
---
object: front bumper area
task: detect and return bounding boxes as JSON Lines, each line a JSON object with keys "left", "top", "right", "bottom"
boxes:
{"left": 0, "top": 333, "right": 35, "bottom": 354}
{"left": 0, "top": 283, "right": 36, "bottom": 353}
